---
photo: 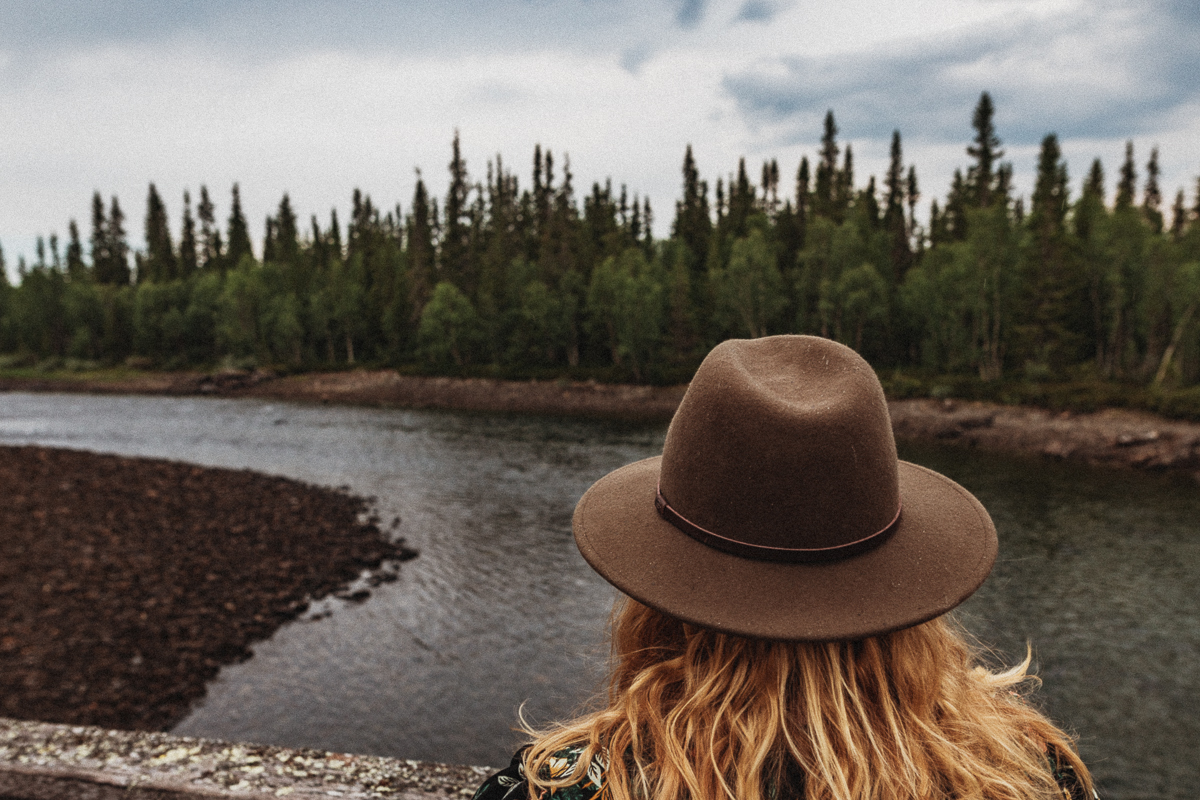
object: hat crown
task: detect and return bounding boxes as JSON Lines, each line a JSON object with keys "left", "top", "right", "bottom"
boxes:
{"left": 659, "top": 336, "right": 900, "bottom": 554}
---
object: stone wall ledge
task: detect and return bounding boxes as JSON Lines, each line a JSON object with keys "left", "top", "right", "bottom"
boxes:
{"left": 0, "top": 718, "right": 494, "bottom": 800}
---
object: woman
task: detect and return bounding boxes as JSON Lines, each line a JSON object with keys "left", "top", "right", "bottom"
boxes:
{"left": 475, "top": 336, "right": 1096, "bottom": 800}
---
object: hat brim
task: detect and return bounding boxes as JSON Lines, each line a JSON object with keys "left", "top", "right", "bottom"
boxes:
{"left": 573, "top": 457, "right": 997, "bottom": 641}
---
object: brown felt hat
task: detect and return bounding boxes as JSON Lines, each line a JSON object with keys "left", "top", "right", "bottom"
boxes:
{"left": 573, "top": 335, "right": 997, "bottom": 641}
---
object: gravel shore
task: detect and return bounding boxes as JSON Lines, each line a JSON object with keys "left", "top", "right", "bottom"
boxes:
{"left": 0, "top": 445, "right": 416, "bottom": 732}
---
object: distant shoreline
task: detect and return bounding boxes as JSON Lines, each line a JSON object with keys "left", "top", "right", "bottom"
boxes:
{"left": 3, "top": 369, "right": 1199, "bottom": 478}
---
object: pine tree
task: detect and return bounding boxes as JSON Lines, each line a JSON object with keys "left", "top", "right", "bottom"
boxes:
{"left": 796, "top": 157, "right": 811, "bottom": 223}
{"left": 1076, "top": 158, "right": 1109, "bottom": 365}
{"left": 944, "top": 170, "right": 969, "bottom": 241}
{"left": 1115, "top": 141, "right": 1137, "bottom": 209}
{"left": 407, "top": 175, "right": 436, "bottom": 322}
{"left": 95, "top": 196, "right": 131, "bottom": 285}
{"left": 90, "top": 192, "right": 109, "bottom": 281}
{"left": 274, "top": 193, "right": 299, "bottom": 266}
{"left": 263, "top": 217, "right": 278, "bottom": 263}
{"left": 66, "top": 220, "right": 87, "bottom": 281}
{"left": 442, "top": 130, "right": 473, "bottom": 291}
{"left": 1143, "top": 146, "right": 1163, "bottom": 233}
{"left": 815, "top": 111, "right": 839, "bottom": 219}
{"left": 672, "top": 145, "right": 712, "bottom": 274}
{"left": 928, "top": 200, "right": 945, "bottom": 245}
{"left": 198, "top": 185, "right": 223, "bottom": 271}
{"left": 727, "top": 158, "right": 755, "bottom": 238}
{"left": 1019, "top": 133, "right": 1078, "bottom": 370}
{"left": 858, "top": 176, "right": 880, "bottom": 228}
{"left": 225, "top": 183, "right": 253, "bottom": 267}
{"left": 836, "top": 145, "right": 854, "bottom": 222}
{"left": 179, "top": 191, "right": 198, "bottom": 278}
{"left": 906, "top": 166, "right": 920, "bottom": 248}
{"left": 761, "top": 159, "right": 780, "bottom": 215}
{"left": 884, "top": 131, "right": 905, "bottom": 228}
{"left": 884, "top": 131, "right": 912, "bottom": 281}
{"left": 1170, "top": 190, "right": 1187, "bottom": 239}
{"left": 966, "top": 92, "right": 1003, "bottom": 207}
{"left": 142, "top": 183, "right": 176, "bottom": 282}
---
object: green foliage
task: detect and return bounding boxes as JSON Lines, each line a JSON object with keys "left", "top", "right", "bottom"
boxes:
{"left": 418, "top": 281, "right": 483, "bottom": 366}
{"left": 5, "top": 115, "right": 1200, "bottom": 408}
{"left": 711, "top": 227, "right": 784, "bottom": 339}
{"left": 586, "top": 248, "right": 665, "bottom": 380}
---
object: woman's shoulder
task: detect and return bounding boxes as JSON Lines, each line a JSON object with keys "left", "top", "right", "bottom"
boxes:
{"left": 472, "top": 745, "right": 608, "bottom": 800}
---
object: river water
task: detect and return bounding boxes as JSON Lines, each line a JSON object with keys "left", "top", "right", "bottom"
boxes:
{"left": 0, "top": 393, "right": 1196, "bottom": 799}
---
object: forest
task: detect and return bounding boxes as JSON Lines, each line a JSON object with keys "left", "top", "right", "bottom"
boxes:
{"left": 3, "top": 93, "right": 1200, "bottom": 413}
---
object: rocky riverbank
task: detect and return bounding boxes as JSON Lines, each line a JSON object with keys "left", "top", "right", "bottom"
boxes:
{"left": 4, "top": 369, "right": 1200, "bottom": 477}
{"left": 0, "top": 445, "right": 417, "bottom": 732}
{"left": 889, "top": 398, "right": 1200, "bottom": 478}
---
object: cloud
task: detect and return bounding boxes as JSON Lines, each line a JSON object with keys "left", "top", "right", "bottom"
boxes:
{"left": 734, "top": 0, "right": 783, "bottom": 23}
{"left": 722, "top": 1, "right": 1200, "bottom": 147}
{"left": 675, "top": 0, "right": 707, "bottom": 28}
{"left": 0, "top": 1, "right": 680, "bottom": 59}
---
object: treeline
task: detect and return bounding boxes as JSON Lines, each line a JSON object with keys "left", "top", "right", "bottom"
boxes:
{"left": 3, "top": 92, "right": 1200, "bottom": 389}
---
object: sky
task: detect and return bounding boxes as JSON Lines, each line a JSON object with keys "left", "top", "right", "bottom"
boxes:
{"left": 2, "top": 0, "right": 1198, "bottom": 274}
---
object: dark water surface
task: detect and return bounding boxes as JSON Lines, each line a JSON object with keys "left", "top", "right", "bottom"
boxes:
{"left": 1, "top": 393, "right": 1196, "bottom": 798}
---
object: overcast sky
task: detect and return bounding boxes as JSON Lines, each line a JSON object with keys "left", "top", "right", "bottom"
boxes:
{"left": 2, "top": 0, "right": 1198, "bottom": 272}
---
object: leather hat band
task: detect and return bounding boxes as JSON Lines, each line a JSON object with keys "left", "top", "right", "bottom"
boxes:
{"left": 655, "top": 482, "right": 901, "bottom": 564}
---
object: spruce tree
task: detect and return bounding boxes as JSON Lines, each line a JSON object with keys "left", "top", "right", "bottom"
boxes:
{"left": 274, "top": 193, "right": 299, "bottom": 266}
{"left": 815, "top": 111, "right": 839, "bottom": 219}
{"left": 1170, "top": 190, "right": 1187, "bottom": 239}
{"left": 836, "top": 145, "right": 854, "bottom": 221}
{"left": 884, "top": 131, "right": 905, "bottom": 227}
{"left": 796, "top": 157, "right": 811, "bottom": 222}
{"left": 944, "top": 170, "right": 969, "bottom": 241}
{"left": 142, "top": 183, "right": 176, "bottom": 282}
{"left": 1143, "top": 146, "right": 1163, "bottom": 233}
{"left": 179, "top": 191, "right": 198, "bottom": 278}
{"left": 442, "top": 131, "right": 473, "bottom": 292}
{"left": 858, "top": 175, "right": 880, "bottom": 228}
{"left": 906, "top": 166, "right": 920, "bottom": 247}
{"left": 225, "top": 183, "right": 253, "bottom": 267}
{"left": 66, "top": 220, "right": 87, "bottom": 281}
{"left": 1021, "top": 133, "right": 1077, "bottom": 368}
{"left": 1076, "top": 158, "right": 1108, "bottom": 364}
{"left": 727, "top": 158, "right": 755, "bottom": 238}
{"left": 98, "top": 196, "right": 131, "bottom": 285}
{"left": 198, "top": 185, "right": 223, "bottom": 270}
{"left": 672, "top": 145, "right": 712, "bottom": 273}
{"left": 90, "top": 192, "right": 109, "bottom": 281}
{"left": 263, "top": 217, "right": 277, "bottom": 263}
{"left": 407, "top": 175, "right": 436, "bottom": 322}
{"left": 761, "top": 159, "right": 780, "bottom": 215}
{"left": 967, "top": 91, "right": 1003, "bottom": 207}
{"left": 884, "top": 131, "right": 912, "bottom": 280}
{"left": 1115, "top": 141, "right": 1137, "bottom": 209}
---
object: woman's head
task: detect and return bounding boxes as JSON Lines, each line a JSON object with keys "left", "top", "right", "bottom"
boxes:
{"left": 526, "top": 598, "right": 1091, "bottom": 800}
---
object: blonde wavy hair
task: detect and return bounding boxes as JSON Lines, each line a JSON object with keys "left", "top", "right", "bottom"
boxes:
{"left": 524, "top": 598, "right": 1092, "bottom": 800}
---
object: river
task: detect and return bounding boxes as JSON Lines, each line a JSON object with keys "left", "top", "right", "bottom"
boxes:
{"left": 0, "top": 393, "right": 1196, "bottom": 799}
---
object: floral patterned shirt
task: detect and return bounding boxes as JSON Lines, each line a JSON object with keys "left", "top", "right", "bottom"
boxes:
{"left": 472, "top": 744, "right": 1096, "bottom": 800}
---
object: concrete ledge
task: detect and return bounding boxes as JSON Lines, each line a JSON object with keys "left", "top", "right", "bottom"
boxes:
{"left": 0, "top": 718, "right": 496, "bottom": 800}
